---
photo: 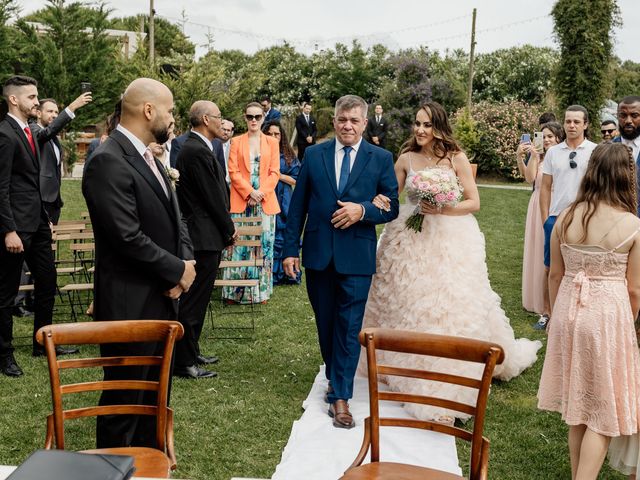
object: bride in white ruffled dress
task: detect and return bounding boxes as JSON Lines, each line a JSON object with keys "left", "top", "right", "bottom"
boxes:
{"left": 360, "top": 102, "right": 542, "bottom": 422}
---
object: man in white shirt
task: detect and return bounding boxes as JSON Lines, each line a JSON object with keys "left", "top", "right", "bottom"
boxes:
{"left": 220, "top": 119, "right": 234, "bottom": 185}
{"left": 539, "top": 104, "right": 597, "bottom": 321}
{"left": 615, "top": 96, "right": 640, "bottom": 215}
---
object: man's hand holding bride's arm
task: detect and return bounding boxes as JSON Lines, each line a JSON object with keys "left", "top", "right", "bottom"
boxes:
{"left": 372, "top": 194, "right": 391, "bottom": 212}
{"left": 283, "top": 256, "right": 300, "bottom": 279}
{"left": 332, "top": 201, "right": 365, "bottom": 229}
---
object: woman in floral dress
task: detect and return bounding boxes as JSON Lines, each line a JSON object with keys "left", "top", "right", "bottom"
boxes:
{"left": 223, "top": 102, "right": 280, "bottom": 303}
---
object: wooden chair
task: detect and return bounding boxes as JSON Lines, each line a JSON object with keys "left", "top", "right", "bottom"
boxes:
{"left": 36, "top": 320, "right": 184, "bottom": 479}
{"left": 210, "top": 218, "right": 264, "bottom": 337}
{"left": 341, "top": 328, "right": 505, "bottom": 480}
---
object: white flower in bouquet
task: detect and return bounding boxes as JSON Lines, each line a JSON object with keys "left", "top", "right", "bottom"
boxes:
{"left": 165, "top": 167, "right": 180, "bottom": 190}
{"left": 405, "top": 168, "right": 463, "bottom": 232}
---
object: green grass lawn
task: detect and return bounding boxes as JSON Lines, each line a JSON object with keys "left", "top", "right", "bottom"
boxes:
{"left": 0, "top": 180, "right": 625, "bottom": 479}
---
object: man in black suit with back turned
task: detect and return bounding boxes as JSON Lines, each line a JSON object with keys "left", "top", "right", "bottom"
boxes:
{"left": 295, "top": 102, "right": 317, "bottom": 161}
{"left": 174, "top": 100, "right": 237, "bottom": 379}
{"left": 0, "top": 76, "right": 78, "bottom": 378}
{"left": 365, "top": 104, "right": 388, "bottom": 149}
{"left": 32, "top": 94, "right": 92, "bottom": 223}
{"left": 82, "top": 77, "right": 196, "bottom": 449}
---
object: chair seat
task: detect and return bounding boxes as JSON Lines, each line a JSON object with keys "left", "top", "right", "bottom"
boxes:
{"left": 341, "top": 462, "right": 464, "bottom": 480}
{"left": 81, "top": 447, "right": 172, "bottom": 478}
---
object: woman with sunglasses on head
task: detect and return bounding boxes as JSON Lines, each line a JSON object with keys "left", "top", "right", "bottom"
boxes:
{"left": 518, "top": 122, "right": 564, "bottom": 329}
{"left": 360, "top": 102, "right": 541, "bottom": 423}
{"left": 538, "top": 143, "right": 640, "bottom": 480}
{"left": 223, "top": 102, "right": 281, "bottom": 304}
{"left": 264, "top": 121, "right": 302, "bottom": 285}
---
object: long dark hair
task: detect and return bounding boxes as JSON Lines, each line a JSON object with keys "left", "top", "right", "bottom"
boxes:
{"left": 541, "top": 121, "right": 565, "bottom": 145}
{"left": 401, "top": 101, "right": 461, "bottom": 160}
{"left": 560, "top": 143, "right": 637, "bottom": 243}
{"left": 264, "top": 120, "right": 297, "bottom": 166}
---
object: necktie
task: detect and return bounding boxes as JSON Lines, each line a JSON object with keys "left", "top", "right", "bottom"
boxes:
{"left": 24, "top": 126, "right": 36, "bottom": 156}
{"left": 305, "top": 114, "right": 309, "bottom": 124}
{"left": 338, "top": 146, "right": 352, "bottom": 194}
{"left": 376, "top": 116, "right": 381, "bottom": 124}
{"left": 143, "top": 148, "right": 169, "bottom": 198}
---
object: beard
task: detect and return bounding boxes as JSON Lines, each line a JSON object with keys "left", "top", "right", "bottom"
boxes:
{"left": 151, "top": 121, "right": 172, "bottom": 144}
{"left": 620, "top": 124, "right": 640, "bottom": 141}
{"left": 20, "top": 103, "right": 37, "bottom": 120}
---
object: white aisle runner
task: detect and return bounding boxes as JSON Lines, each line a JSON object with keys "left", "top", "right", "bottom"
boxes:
{"left": 271, "top": 366, "right": 461, "bottom": 479}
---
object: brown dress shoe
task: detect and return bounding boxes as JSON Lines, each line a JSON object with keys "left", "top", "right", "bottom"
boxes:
{"left": 328, "top": 399, "right": 354, "bottom": 429}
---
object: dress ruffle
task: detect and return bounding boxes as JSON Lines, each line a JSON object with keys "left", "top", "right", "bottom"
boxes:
{"left": 361, "top": 204, "right": 542, "bottom": 421}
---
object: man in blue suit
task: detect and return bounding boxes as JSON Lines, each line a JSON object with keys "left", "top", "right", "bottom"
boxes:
{"left": 613, "top": 96, "right": 640, "bottom": 215}
{"left": 283, "top": 95, "right": 399, "bottom": 428}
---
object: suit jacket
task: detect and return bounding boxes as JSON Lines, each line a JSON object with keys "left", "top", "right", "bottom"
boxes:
{"left": 262, "top": 108, "right": 282, "bottom": 129}
{"left": 31, "top": 109, "right": 74, "bottom": 206}
{"left": 176, "top": 132, "right": 235, "bottom": 251}
{"left": 0, "top": 116, "right": 47, "bottom": 234}
{"left": 365, "top": 116, "right": 388, "bottom": 147}
{"left": 170, "top": 132, "right": 226, "bottom": 173}
{"left": 295, "top": 113, "right": 317, "bottom": 145}
{"left": 614, "top": 136, "right": 640, "bottom": 216}
{"left": 283, "top": 139, "right": 399, "bottom": 275}
{"left": 82, "top": 129, "right": 194, "bottom": 321}
{"left": 228, "top": 132, "right": 281, "bottom": 215}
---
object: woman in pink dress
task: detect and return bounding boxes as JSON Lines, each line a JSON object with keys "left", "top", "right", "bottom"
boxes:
{"left": 537, "top": 143, "right": 640, "bottom": 480}
{"left": 518, "top": 122, "right": 563, "bottom": 327}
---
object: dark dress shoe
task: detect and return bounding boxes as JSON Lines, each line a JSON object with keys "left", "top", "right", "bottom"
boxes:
{"left": 12, "top": 306, "right": 33, "bottom": 317}
{"left": 0, "top": 355, "right": 23, "bottom": 377}
{"left": 174, "top": 365, "right": 217, "bottom": 379}
{"left": 328, "top": 399, "right": 355, "bottom": 429}
{"left": 196, "top": 354, "right": 219, "bottom": 365}
{"left": 32, "top": 346, "right": 80, "bottom": 357}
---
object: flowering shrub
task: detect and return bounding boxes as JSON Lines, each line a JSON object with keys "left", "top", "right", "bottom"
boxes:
{"left": 452, "top": 100, "right": 544, "bottom": 180}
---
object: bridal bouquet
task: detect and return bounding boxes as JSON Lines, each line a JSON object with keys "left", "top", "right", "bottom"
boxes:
{"left": 405, "top": 169, "right": 463, "bottom": 232}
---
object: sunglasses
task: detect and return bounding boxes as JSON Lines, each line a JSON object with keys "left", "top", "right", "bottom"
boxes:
{"left": 601, "top": 129, "right": 616, "bottom": 135}
{"left": 569, "top": 151, "right": 577, "bottom": 169}
{"left": 245, "top": 114, "right": 263, "bottom": 121}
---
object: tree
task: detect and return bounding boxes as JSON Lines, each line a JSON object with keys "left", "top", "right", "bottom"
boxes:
{"left": 110, "top": 14, "right": 195, "bottom": 60}
{"left": 609, "top": 59, "right": 640, "bottom": 102}
{"left": 0, "top": 0, "right": 21, "bottom": 80}
{"left": 16, "top": 0, "right": 138, "bottom": 127}
{"left": 552, "top": 0, "right": 620, "bottom": 133}
{"left": 473, "top": 45, "right": 558, "bottom": 104}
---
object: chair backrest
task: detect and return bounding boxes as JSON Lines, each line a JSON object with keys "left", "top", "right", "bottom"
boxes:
{"left": 36, "top": 320, "right": 184, "bottom": 452}
{"left": 359, "top": 328, "right": 504, "bottom": 479}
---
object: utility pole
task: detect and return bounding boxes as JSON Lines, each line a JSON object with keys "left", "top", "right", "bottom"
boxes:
{"left": 466, "top": 8, "right": 477, "bottom": 112}
{"left": 149, "top": 0, "right": 155, "bottom": 66}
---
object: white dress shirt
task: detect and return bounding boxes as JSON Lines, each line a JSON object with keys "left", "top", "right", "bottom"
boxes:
{"left": 621, "top": 136, "right": 640, "bottom": 164}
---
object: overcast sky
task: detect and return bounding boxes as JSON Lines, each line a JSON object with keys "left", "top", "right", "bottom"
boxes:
{"left": 16, "top": 0, "right": 640, "bottom": 62}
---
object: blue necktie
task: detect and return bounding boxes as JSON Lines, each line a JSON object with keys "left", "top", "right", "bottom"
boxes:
{"left": 338, "top": 146, "right": 352, "bottom": 194}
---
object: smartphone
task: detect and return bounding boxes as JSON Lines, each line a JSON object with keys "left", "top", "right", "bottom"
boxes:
{"left": 80, "top": 82, "right": 92, "bottom": 94}
{"left": 533, "top": 131, "right": 544, "bottom": 152}
{"left": 520, "top": 133, "right": 531, "bottom": 144}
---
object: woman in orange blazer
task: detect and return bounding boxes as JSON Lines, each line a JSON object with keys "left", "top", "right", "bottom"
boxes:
{"left": 223, "top": 102, "right": 281, "bottom": 304}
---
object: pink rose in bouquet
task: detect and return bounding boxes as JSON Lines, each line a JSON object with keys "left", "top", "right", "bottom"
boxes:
{"left": 405, "top": 168, "right": 463, "bottom": 232}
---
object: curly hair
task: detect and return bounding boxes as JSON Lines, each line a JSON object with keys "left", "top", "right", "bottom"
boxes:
{"left": 400, "top": 101, "right": 461, "bottom": 161}
{"left": 559, "top": 143, "right": 637, "bottom": 244}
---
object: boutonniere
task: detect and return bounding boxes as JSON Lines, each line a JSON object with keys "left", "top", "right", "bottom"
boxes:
{"left": 165, "top": 166, "right": 180, "bottom": 190}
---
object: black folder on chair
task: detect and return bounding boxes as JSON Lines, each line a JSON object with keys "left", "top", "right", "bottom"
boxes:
{"left": 7, "top": 450, "right": 135, "bottom": 480}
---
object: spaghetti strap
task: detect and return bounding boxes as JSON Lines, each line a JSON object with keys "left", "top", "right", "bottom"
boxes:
{"left": 612, "top": 226, "right": 640, "bottom": 252}
{"left": 408, "top": 154, "right": 415, "bottom": 174}
{"left": 597, "top": 216, "right": 628, "bottom": 245}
